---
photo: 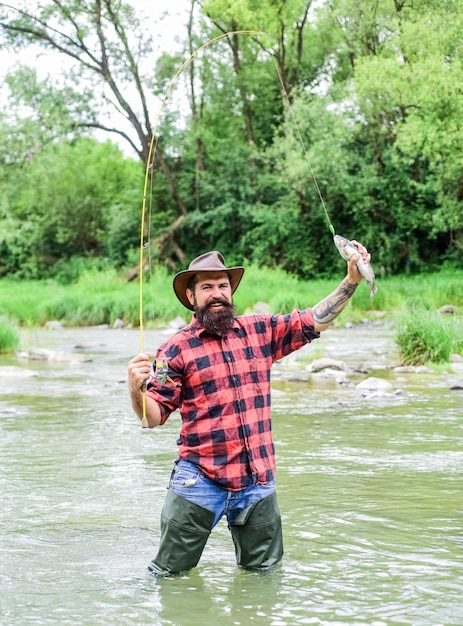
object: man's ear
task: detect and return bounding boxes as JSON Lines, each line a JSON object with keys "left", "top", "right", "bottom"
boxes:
{"left": 186, "top": 288, "right": 195, "bottom": 307}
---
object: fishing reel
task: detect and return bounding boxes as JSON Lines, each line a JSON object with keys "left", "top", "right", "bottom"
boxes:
{"left": 146, "top": 357, "right": 178, "bottom": 387}
{"left": 154, "top": 357, "right": 171, "bottom": 384}
{"left": 140, "top": 357, "right": 178, "bottom": 430}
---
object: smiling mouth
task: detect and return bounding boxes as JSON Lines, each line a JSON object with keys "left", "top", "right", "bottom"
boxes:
{"left": 207, "top": 300, "right": 229, "bottom": 309}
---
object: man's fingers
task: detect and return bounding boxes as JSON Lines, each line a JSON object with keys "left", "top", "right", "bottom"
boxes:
{"left": 128, "top": 353, "right": 152, "bottom": 391}
{"left": 350, "top": 240, "right": 370, "bottom": 263}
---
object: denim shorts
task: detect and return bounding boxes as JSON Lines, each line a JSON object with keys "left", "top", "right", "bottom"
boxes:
{"left": 169, "top": 460, "right": 276, "bottom": 528}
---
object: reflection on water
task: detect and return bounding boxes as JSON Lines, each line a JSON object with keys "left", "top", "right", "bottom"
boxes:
{"left": 1, "top": 326, "right": 462, "bottom": 625}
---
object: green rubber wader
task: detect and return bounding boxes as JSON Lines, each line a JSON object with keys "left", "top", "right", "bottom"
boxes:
{"left": 148, "top": 489, "right": 215, "bottom": 576}
{"left": 229, "top": 492, "right": 283, "bottom": 570}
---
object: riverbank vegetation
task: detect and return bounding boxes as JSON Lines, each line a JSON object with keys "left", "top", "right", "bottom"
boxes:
{"left": 1, "top": 1, "right": 463, "bottom": 282}
{"left": 1, "top": 267, "right": 462, "bottom": 361}
{"left": 397, "top": 309, "right": 463, "bottom": 366}
{"left": 1, "top": 266, "right": 462, "bottom": 327}
{"left": 0, "top": 315, "right": 20, "bottom": 354}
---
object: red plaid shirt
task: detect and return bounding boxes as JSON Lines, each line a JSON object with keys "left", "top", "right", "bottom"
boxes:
{"left": 146, "top": 309, "right": 319, "bottom": 490}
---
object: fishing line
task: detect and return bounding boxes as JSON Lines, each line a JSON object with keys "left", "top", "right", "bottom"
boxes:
{"left": 271, "top": 55, "right": 336, "bottom": 237}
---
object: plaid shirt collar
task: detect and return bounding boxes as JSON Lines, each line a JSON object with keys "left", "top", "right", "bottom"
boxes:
{"left": 187, "top": 315, "right": 241, "bottom": 338}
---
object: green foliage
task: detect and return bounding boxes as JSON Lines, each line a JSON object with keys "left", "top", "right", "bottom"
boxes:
{"left": 396, "top": 308, "right": 463, "bottom": 365}
{"left": 351, "top": 0, "right": 463, "bottom": 244}
{"left": 0, "top": 315, "right": 20, "bottom": 354}
{"left": 232, "top": 264, "right": 335, "bottom": 313}
{"left": 5, "top": 66, "right": 95, "bottom": 145}
{"left": 1, "top": 0, "right": 463, "bottom": 279}
{"left": 0, "top": 138, "right": 144, "bottom": 278}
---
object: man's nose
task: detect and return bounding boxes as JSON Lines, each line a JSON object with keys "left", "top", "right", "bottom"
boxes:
{"left": 210, "top": 285, "right": 223, "bottom": 297}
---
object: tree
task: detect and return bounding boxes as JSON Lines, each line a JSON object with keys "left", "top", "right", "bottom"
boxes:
{"left": 0, "top": 0, "right": 203, "bottom": 266}
{"left": 0, "top": 1, "right": 158, "bottom": 159}
{"left": 0, "top": 137, "right": 144, "bottom": 278}
{"left": 318, "top": 0, "right": 463, "bottom": 268}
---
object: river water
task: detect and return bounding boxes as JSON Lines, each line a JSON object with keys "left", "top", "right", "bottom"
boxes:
{"left": 0, "top": 324, "right": 462, "bottom": 625}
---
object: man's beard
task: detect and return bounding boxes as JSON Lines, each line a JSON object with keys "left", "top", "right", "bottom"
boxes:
{"left": 195, "top": 298, "right": 236, "bottom": 336}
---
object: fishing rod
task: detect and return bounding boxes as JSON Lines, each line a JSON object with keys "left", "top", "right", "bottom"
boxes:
{"left": 138, "top": 30, "right": 264, "bottom": 427}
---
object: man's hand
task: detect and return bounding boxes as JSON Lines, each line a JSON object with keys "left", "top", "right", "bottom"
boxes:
{"left": 128, "top": 352, "right": 151, "bottom": 395}
{"left": 312, "top": 239, "right": 371, "bottom": 333}
{"left": 127, "top": 353, "right": 162, "bottom": 427}
{"left": 346, "top": 239, "right": 370, "bottom": 285}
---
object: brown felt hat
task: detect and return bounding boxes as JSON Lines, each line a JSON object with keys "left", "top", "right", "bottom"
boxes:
{"left": 173, "top": 251, "right": 245, "bottom": 310}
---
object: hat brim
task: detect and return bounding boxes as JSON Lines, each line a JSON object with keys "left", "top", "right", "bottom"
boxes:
{"left": 173, "top": 266, "right": 245, "bottom": 311}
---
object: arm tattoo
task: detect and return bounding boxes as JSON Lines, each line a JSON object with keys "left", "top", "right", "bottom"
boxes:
{"left": 312, "top": 280, "right": 357, "bottom": 325}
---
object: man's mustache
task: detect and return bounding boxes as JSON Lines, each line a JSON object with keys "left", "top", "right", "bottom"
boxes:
{"left": 206, "top": 298, "right": 232, "bottom": 308}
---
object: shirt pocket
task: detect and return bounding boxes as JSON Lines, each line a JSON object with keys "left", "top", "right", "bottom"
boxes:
{"left": 240, "top": 346, "right": 270, "bottom": 391}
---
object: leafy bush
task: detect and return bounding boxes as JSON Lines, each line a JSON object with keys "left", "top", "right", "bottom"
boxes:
{"left": 0, "top": 138, "right": 144, "bottom": 279}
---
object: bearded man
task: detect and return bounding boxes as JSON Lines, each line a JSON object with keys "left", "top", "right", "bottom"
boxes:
{"left": 128, "top": 246, "right": 370, "bottom": 576}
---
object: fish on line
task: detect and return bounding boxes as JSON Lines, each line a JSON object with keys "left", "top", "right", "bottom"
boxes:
{"left": 333, "top": 235, "right": 378, "bottom": 298}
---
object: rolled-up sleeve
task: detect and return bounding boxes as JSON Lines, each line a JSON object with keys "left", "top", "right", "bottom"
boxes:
{"left": 269, "top": 308, "right": 320, "bottom": 361}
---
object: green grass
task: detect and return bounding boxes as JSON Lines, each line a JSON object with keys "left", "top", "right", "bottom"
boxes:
{"left": 1, "top": 266, "right": 462, "bottom": 363}
{"left": 0, "top": 315, "right": 20, "bottom": 354}
{"left": 396, "top": 308, "right": 463, "bottom": 365}
{"left": 0, "top": 268, "right": 181, "bottom": 328}
{"left": 1, "top": 266, "right": 462, "bottom": 327}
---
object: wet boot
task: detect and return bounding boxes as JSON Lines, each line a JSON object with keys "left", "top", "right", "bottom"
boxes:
{"left": 229, "top": 492, "right": 283, "bottom": 570}
{"left": 148, "top": 489, "right": 215, "bottom": 576}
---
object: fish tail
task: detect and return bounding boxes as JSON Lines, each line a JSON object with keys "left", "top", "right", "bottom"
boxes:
{"left": 369, "top": 284, "right": 378, "bottom": 298}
